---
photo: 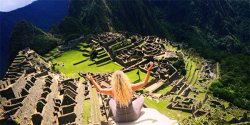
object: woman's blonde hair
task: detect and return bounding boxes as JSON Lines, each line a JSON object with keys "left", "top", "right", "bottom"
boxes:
{"left": 111, "top": 70, "right": 132, "bottom": 107}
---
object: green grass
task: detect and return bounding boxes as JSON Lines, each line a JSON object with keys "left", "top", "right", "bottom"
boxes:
{"left": 138, "top": 41, "right": 146, "bottom": 47}
{"left": 82, "top": 99, "right": 91, "bottom": 124}
{"left": 94, "top": 50, "right": 109, "bottom": 62}
{"left": 195, "top": 92, "right": 206, "bottom": 102}
{"left": 164, "top": 44, "right": 177, "bottom": 51}
{"left": 155, "top": 85, "right": 173, "bottom": 94}
{"left": 185, "top": 60, "right": 192, "bottom": 78}
{"left": 76, "top": 42, "right": 90, "bottom": 49}
{"left": 190, "top": 70, "right": 199, "bottom": 85}
{"left": 224, "top": 113, "right": 234, "bottom": 121}
{"left": 226, "top": 106, "right": 247, "bottom": 119}
{"left": 125, "top": 69, "right": 153, "bottom": 83}
{"left": 52, "top": 49, "right": 122, "bottom": 77}
{"left": 185, "top": 59, "right": 198, "bottom": 84}
{"left": 185, "top": 60, "right": 191, "bottom": 70}
{"left": 188, "top": 63, "right": 196, "bottom": 83}
{"left": 223, "top": 101, "right": 229, "bottom": 109}
{"left": 144, "top": 97, "right": 190, "bottom": 121}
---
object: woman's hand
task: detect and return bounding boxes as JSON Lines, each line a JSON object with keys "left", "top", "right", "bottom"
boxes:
{"left": 86, "top": 73, "right": 94, "bottom": 82}
{"left": 147, "top": 62, "right": 153, "bottom": 71}
{"left": 132, "top": 61, "right": 153, "bottom": 91}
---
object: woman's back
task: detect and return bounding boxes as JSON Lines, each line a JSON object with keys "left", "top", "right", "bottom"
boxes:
{"left": 109, "top": 97, "right": 144, "bottom": 123}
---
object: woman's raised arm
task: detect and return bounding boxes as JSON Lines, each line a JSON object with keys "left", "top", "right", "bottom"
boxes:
{"left": 131, "top": 62, "right": 153, "bottom": 91}
{"left": 86, "top": 74, "right": 112, "bottom": 95}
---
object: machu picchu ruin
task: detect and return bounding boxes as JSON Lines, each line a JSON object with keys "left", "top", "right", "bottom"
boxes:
{"left": 1, "top": 0, "right": 250, "bottom": 124}
{"left": 1, "top": 32, "right": 249, "bottom": 125}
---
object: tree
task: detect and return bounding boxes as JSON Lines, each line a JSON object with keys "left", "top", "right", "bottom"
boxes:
{"left": 173, "top": 58, "right": 186, "bottom": 75}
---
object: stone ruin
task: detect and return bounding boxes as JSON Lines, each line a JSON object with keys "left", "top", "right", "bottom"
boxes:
{"left": 1, "top": 32, "right": 246, "bottom": 124}
{"left": 167, "top": 95, "right": 209, "bottom": 117}
{"left": 0, "top": 49, "right": 86, "bottom": 125}
{"left": 87, "top": 32, "right": 229, "bottom": 123}
{"left": 200, "top": 60, "right": 216, "bottom": 80}
{"left": 94, "top": 33, "right": 166, "bottom": 67}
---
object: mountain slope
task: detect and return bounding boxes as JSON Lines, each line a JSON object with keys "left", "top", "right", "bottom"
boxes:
{"left": 0, "top": 0, "right": 68, "bottom": 78}
{"left": 9, "top": 20, "right": 59, "bottom": 58}
{"left": 62, "top": 0, "right": 249, "bottom": 55}
{"left": 56, "top": 0, "right": 166, "bottom": 38}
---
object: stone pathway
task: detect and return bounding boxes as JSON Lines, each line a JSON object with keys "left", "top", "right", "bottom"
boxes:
{"left": 90, "top": 87, "right": 101, "bottom": 124}
{"left": 41, "top": 74, "right": 60, "bottom": 125}
{"left": 74, "top": 79, "right": 85, "bottom": 124}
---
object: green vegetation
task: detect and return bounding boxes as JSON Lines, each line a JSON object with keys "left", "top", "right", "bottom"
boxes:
{"left": 125, "top": 69, "right": 153, "bottom": 83}
{"left": 51, "top": 49, "right": 122, "bottom": 77}
{"left": 45, "top": 41, "right": 123, "bottom": 78}
{"left": 82, "top": 99, "right": 91, "bottom": 124}
{"left": 51, "top": 17, "right": 82, "bottom": 41}
{"left": 164, "top": 44, "right": 178, "bottom": 52}
{"left": 173, "top": 58, "right": 186, "bottom": 76}
{"left": 64, "top": 0, "right": 250, "bottom": 55}
{"left": 9, "top": 20, "right": 59, "bottom": 58}
{"left": 209, "top": 54, "right": 250, "bottom": 110}
{"left": 155, "top": 85, "right": 172, "bottom": 94}
{"left": 144, "top": 98, "right": 190, "bottom": 121}
{"left": 185, "top": 59, "right": 197, "bottom": 84}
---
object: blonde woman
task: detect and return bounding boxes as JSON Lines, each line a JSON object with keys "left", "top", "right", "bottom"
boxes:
{"left": 86, "top": 62, "right": 153, "bottom": 122}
